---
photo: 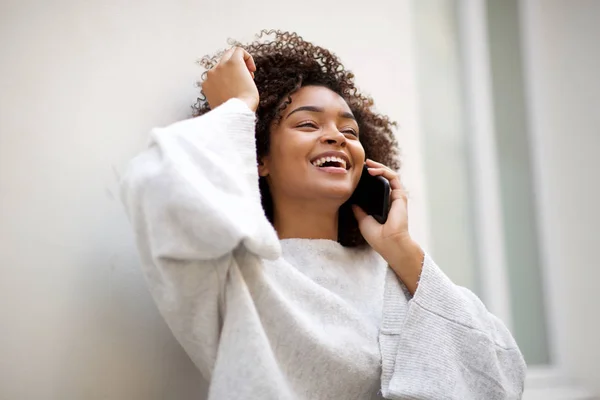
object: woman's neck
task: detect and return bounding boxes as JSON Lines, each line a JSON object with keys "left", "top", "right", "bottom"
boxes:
{"left": 273, "top": 200, "right": 339, "bottom": 241}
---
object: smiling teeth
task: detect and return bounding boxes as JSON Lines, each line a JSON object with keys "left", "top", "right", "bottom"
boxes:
{"left": 312, "top": 156, "right": 347, "bottom": 169}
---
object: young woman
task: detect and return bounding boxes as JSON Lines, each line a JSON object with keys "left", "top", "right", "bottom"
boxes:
{"left": 122, "top": 30, "right": 526, "bottom": 399}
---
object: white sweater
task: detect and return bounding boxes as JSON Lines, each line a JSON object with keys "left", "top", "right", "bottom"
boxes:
{"left": 121, "top": 98, "right": 526, "bottom": 399}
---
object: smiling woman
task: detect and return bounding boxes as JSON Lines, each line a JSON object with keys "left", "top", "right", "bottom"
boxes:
{"left": 258, "top": 86, "right": 366, "bottom": 242}
{"left": 121, "top": 30, "right": 526, "bottom": 399}
{"left": 194, "top": 30, "right": 400, "bottom": 247}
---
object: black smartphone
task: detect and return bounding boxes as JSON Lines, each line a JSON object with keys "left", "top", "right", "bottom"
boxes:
{"left": 350, "top": 165, "right": 390, "bottom": 224}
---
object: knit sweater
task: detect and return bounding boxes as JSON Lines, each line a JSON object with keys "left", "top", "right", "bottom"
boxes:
{"left": 121, "top": 98, "right": 526, "bottom": 399}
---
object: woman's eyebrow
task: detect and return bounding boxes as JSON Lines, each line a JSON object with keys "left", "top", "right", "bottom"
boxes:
{"left": 286, "top": 106, "right": 356, "bottom": 121}
{"left": 339, "top": 111, "right": 356, "bottom": 121}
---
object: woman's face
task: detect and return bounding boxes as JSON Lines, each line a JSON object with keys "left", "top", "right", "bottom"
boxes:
{"left": 259, "top": 85, "right": 365, "bottom": 206}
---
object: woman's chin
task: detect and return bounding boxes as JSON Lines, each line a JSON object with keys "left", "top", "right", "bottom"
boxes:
{"left": 310, "top": 183, "right": 355, "bottom": 202}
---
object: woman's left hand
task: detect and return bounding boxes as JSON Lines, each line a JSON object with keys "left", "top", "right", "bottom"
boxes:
{"left": 352, "top": 159, "right": 424, "bottom": 294}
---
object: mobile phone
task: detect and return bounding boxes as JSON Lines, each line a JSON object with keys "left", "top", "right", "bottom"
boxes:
{"left": 350, "top": 165, "right": 390, "bottom": 224}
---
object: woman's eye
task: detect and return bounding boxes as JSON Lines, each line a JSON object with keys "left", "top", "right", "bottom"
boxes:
{"left": 297, "top": 122, "right": 318, "bottom": 129}
{"left": 342, "top": 129, "right": 358, "bottom": 137}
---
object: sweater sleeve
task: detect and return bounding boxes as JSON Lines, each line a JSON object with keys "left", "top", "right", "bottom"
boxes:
{"left": 120, "top": 98, "right": 281, "bottom": 379}
{"left": 380, "top": 254, "right": 526, "bottom": 400}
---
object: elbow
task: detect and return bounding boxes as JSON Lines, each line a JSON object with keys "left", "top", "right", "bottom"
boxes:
{"left": 120, "top": 147, "right": 168, "bottom": 214}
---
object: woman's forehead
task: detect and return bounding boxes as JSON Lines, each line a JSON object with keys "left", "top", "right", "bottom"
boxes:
{"left": 286, "top": 86, "right": 352, "bottom": 114}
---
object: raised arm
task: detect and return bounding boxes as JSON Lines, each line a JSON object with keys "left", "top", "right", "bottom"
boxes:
{"left": 121, "top": 98, "right": 279, "bottom": 262}
{"left": 120, "top": 49, "right": 280, "bottom": 379}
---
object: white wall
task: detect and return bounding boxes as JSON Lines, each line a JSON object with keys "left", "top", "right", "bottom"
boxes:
{"left": 521, "top": 0, "right": 600, "bottom": 394}
{"left": 412, "top": 0, "right": 480, "bottom": 293}
{"left": 0, "top": 0, "right": 426, "bottom": 398}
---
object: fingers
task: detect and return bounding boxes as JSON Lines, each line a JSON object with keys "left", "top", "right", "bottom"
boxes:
{"left": 238, "top": 48, "right": 256, "bottom": 79}
{"left": 366, "top": 158, "right": 402, "bottom": 185}
{"left": 217, "top": 47, "right": 236, "bottom": 65}
{"left": 365, "top": 158, "right": 386, "bottom": 168}
{"left": 237, "top": 48, "right": 256, "bottom": 72}
{"left": 367, "top": 167, "right": 403, "bottom": 191}
{"left": 216, "top": 47, "right": 256, "bottom": 78}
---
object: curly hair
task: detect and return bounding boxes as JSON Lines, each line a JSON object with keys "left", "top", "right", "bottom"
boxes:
{"left": 193, "top": 30, "right": 400, "bottom": 247}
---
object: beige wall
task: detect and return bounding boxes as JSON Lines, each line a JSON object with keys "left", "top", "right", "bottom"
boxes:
{"left": 521, "top": 0, "right": 600, "bottom": 394}
{"left": 0, "top": 0, "right": 426, "bottom": 398}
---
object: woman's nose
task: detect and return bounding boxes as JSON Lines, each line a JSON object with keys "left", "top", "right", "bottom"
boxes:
{"left": 321, "top": 129, "right": 347, "bottom": 147}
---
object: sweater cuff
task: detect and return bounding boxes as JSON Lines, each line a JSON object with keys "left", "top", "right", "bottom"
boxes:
{"left": 154, "top": 97, "right": 259, "bottom": 199}
{"left": 205, "top": 98, "right": 257, "bottom": 178}
{"left": 153, "top": 97, "right": 256, "bottom": 161}
{"left": 411, "top": 253, "right": 490, "bottom": 332}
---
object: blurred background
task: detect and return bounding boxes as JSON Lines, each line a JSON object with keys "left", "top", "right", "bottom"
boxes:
{"left": 0, "top": 0, "right": 598, "bottom": 399}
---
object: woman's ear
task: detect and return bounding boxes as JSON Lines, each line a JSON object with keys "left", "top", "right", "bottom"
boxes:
{"left": 258, "top": 157, "right": 270, "bottom": 177}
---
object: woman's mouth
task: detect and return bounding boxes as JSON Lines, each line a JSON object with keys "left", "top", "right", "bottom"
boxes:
{"left": 310, "top": 156, "right": 348, "bottom": 174}
{"left": 311, "top": 156, "right": 348, "bottom": 169}
{"left": 314, "top": 166, "right": 348, "bottom": 174}
{"left": 309, "top": 152, "right": 352, "bottom": 174}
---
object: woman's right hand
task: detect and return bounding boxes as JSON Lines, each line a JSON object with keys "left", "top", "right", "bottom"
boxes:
{"left": 202, "top": 47, "right": 259, "bottom": 112}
